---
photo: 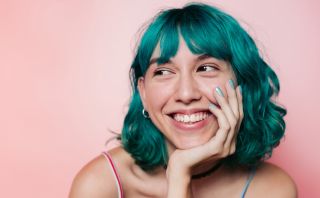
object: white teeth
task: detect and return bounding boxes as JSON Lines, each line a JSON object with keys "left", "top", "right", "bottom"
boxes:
{"left": 173, "top": 112, "right": 209, "bottom": 124}
{"left": 184, "top": 115, "right": 190, "bottom": 122}
{"left": 190, "top": 114, "right": 195, "bottom": 122}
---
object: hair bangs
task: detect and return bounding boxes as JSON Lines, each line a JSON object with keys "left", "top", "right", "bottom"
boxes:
{"left": 156, "top": 11, "right": 180, "bottom": 65}
{"left": 137, "top": 9, "right": 181, "bottom": 75}
{"left": 179, "top": 7, "right": 231, "bottom": 61}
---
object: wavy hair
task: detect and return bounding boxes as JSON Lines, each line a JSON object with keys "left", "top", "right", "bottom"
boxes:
{"left": 121, "top": 3, "right": 286, "bottom": 171}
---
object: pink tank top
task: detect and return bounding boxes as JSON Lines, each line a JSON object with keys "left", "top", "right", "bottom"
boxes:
{"left": 102, "top": 152, "right": 124, "bottom": 198}
{"left": 102, "top": 151, "right": 255, "bottom": 198}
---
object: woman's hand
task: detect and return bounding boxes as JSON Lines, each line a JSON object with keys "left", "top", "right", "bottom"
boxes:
{"left": 166, "top": 80, "right": 243, "bottom": 198}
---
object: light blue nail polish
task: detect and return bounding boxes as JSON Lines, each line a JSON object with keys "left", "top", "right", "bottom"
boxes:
{"left": 228, "top": 79, "right": 235, "bottom": 89}
{"left": 209, "top": 103, "right": 217, "bottom": 110}
{"left": 239, "top": 85, "right": 242, "bottom": 94}
{"left": 215, "top": 87, "right": 224, "bottom": 97}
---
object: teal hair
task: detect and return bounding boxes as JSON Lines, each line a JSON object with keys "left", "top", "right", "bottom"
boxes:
{"left": 121, "top": 3, "right": 287, "bottom": 171}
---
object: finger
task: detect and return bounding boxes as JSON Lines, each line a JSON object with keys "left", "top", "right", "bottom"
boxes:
{"left": 235, "top": 85, "right": 244, "bottom": 132}
{"left": 214, "top": 86, "right": 237, "bottom": 127}
{"left": 226, "top": 79, "right": 240, "bottom": 119}
{"left": 208, "top": 102, "right": 230, "bottom": 147}
{"left": 225, "top": 81, "right": 241, "bottom": 155}
{"left": 214, "top": 86, "right": 237, "bottom": 150}
{"left": 230, "top": 85, "right": 244, "bottom": 152}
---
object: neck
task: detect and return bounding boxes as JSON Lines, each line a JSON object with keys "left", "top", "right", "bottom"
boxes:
{"left": 192, "top": 159, "right": 223, "bottom": 178}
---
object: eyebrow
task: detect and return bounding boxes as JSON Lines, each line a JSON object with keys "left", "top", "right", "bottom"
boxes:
{"left": 149, "top": 57, "right": 171, "bottom": 66}
{"left": 149, "top": 54, "right": 214, "bottom": 66}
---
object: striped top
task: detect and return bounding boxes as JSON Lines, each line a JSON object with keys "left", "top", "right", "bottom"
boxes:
{"left": 102, "top": 152, "right": 256, "bottom": 198}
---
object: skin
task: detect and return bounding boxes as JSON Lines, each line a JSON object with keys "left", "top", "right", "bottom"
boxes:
{"left": 69, "top": 38, "right": 297, "bottom": 198}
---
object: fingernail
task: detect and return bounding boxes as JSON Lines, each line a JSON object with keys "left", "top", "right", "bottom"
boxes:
{"left": 209, "top": 103, "right": 217, "bottom": 110}
{"left": 215, "top": 87, "right": 224, "bottom": 97}
{"left": 239, "top": 85, "right": 242, "bottom": 94}
{"left": 228, "top": 79, "right": 235, "bottom": 89}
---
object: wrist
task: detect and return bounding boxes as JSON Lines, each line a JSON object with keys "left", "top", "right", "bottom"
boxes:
{"left": 166, "top": 171, "right": 192, "bottom": 198}
{"left": 166, "top": 160, "right": 191, "bottom": 180}
{"left": 167, "top": 169, "right": 191, "bottom": 184}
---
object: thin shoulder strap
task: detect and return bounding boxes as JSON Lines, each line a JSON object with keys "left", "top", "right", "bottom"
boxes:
{"left": 102, "top": 151, "right": 124, "bottom": 198}
{"left": 240, "top": 167, "right": 256, "bottom": 198}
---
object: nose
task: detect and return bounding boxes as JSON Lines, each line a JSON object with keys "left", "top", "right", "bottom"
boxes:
{"left": 174, "top": 73, "right": 201, "bottom": 104}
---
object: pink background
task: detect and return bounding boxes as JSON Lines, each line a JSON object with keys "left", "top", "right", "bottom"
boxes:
{"left": 1, "top": 0, "right": 319, "bottom": 197}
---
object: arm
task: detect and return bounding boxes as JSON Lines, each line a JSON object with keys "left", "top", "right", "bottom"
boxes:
{"left": 166, "top": 161, "right": 193, "bottom": 198}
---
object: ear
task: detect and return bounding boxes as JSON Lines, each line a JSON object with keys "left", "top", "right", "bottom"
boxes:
{"left": 137, "top": 77, "right": 147, "bottom": 111}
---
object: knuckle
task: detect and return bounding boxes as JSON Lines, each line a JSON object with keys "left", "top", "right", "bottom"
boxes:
{"left": 230, "top": 146, "right": 236, "bottom": 155}
{"left": 230, "top": 118, "right": 237, "bottom": 127}
{"left": 234, "top": 111, "right": 240, "bottom": 119}
{"left": 222, "top": 150, "right": 229, "bottom": 158}
{"left": 209, "top": 143, "right": 222, "bottom": 154}
{"left": 222, "top": 124, "right": 231, "bottom": 131}
{"left": 239, "top": 111, "right": 244, "bottom": 119}
{"left": 215, "top": 144, "right": 224, "bottom": 154}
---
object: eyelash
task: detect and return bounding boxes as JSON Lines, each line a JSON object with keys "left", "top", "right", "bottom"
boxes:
{"left": 197, "top": 64, "right": 218, "bottom": 72}
{"left": 153, "top": 64, "right": 218, "bottom": 76}
{"left": 154, "top": 69, "right": 173, "bottom": 76}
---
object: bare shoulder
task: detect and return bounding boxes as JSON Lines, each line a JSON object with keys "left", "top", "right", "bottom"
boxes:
{"left": 69, "top": 147, "right": 130, "bottom": 198}
{"left": 248, "top": 162, "right": 297, "bottom": 198}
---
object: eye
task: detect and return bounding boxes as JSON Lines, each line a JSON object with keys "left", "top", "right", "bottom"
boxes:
{"left": 154, "top": 69, "right": 173, "bottom": 76}
{"left": 197, "top": 64, "right": 218, "bottom": 72}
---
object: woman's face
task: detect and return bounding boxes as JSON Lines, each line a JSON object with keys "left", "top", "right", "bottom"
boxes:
{"left": 138, "top": 37, "right": 237, "bottom": 154}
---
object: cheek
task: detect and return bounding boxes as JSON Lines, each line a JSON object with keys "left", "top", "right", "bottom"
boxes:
{"left": 144, "top": 83, "right": 175, "bottom": 111}
{"left": 197, "top": 78, "right": 230, "bottom": 102}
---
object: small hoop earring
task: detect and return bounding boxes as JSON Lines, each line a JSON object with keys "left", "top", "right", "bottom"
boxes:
{"left": 142, "top": 109, "right": 149, "bottom": 118}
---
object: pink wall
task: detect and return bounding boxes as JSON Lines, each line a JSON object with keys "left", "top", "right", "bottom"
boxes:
{"left": 1, "top": 0, "right": 319, "bottom": 197}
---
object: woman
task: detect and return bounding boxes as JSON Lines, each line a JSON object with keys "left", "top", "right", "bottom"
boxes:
{"left": 70, "top": 3, "right": 297, "bottom": 197}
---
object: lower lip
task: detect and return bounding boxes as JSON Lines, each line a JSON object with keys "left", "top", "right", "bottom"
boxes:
{"left": 169, "top": 115, "right": 213, "bottom": 132}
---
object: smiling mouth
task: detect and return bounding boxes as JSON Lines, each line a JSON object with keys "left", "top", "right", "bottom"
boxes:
{"left": 169, "top": 111, "right": 212, "bottom": 125}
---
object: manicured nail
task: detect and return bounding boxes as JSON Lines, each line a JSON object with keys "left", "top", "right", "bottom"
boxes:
{"left": 209, "top": 103, "right": 217, "bottom": 110}
{"left": 215, "top": 87, "right": 224, "bottom": 97}
{"left": 228, "top": 79, "right": 235, "bottom": 89}
{"left": 239, "top": 85, "right": 242, "bottom": 94}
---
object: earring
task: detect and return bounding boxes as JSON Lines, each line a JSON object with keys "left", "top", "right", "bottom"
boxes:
{"left": 142, "top": 108, "right": 149, "bottom": 118}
